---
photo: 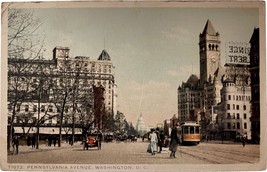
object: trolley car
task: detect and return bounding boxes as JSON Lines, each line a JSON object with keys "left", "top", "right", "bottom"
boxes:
{"left": 179, "top": 122, "right": 201, "bottom": 145}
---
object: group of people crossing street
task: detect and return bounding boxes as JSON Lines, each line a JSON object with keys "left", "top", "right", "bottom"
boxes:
{"left": 147, "top": 124, "right": 180, "bottom": 158}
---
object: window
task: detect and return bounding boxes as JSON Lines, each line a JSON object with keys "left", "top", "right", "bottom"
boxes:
{"left": 243, "top": 105, "right": 246, "bottom": 111}
{"left": 227, "top": 113, "right": 231, "bottom": 119}
{"left": 237, "top": 122, "right": 240, "bottom": 129}
{"left": 227, "top": 123, "right": 231, "bottom": 129}
{"left": 244, "top": 123, "right": 247, "bottom": 129}
{"left": 228, "top": 95, "right": 231, "bottom": 100}
{"left": 227, "top": 104, "right": 230, "bottom": 110}
{"left": 233, "top": 104, "right": 235, "bottom": 110}
{"left": 195, "top": 127, "right": 200, "bottom": 134}
{"left": 237, "top": 113, "right": 240, "bottom": 119}
{"left": 41, "top": 105, "right": 45, "bottom": 112}
{"left": 237, "top": 105, "right": 239, "bottom": 110}
{"left": 48, "top": 105, "right": 53, "bottom": 112}
{"left": 244, "top": 113, "right": 247, "bottom": 119}
{"left": 33, "top": 105, "right": 37, "bottom": 112}
{"left": 25, "top": 105, "right": 29, "bottom": 112}
{"left": 190, "top": 127, "right": 194, "bottom": 134}
{"left": 184, "top": 127, "right": 189, "bottom": 134}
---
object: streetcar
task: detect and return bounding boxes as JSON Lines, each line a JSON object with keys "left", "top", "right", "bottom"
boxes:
{"left": 178, "top": 122, "right": 201, "bottom": 145}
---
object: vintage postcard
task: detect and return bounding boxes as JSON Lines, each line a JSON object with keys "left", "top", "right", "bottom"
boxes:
{"left": 1, "top": 1, "right": 266, "bottom": 171}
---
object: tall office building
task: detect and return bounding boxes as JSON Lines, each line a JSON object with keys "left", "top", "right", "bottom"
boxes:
{"left": 8, "top": 46, "right": 116, "bottom": 135}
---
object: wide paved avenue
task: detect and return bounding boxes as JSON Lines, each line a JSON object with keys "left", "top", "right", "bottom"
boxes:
{"left": 8, "top": 139, "right": 260, "bottom": 165}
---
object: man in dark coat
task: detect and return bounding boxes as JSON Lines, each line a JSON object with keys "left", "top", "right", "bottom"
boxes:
{"left": 12, "top": 135, "right": 19, "bottom": 154}
{"left": 169, "top": 124, "right": 179, "bottom": 158}
{"left": 31, "top": 135, "right": 36, "bottom": 148}
{"left": 158, "top": 130, "right": 165, "bottom": 153}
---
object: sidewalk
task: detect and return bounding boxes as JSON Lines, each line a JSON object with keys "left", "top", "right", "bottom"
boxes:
{"left": 8, "top": 142, "right": 82, "bottom": 155}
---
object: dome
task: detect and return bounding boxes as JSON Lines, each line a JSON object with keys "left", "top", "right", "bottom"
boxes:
{"left": 137, "top": 114, "right": 145, "bottom": 124}
{"left": 136, "top": 114, "right": 146, "bottom": 132}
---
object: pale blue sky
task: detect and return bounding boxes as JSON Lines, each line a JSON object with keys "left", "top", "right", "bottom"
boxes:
{"left": 25, "top": 6, "right": 259, "bottom": 126}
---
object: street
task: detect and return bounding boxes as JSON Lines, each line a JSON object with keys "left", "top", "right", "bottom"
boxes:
{"left": 8, "top": 139, "right": 260, "bottom": 165}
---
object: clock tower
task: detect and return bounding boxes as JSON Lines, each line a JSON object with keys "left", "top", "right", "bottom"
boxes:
{"left": 199, "top": 19, "right": 221, "bottom": 87}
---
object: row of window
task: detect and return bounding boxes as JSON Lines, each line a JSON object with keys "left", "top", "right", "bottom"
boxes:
{"left": 9, "top": 104, "right": 92, "bottom": 114}
{"left": 224, "top": 95, "right": 251, "bottom": 101}
{"left": 226, "top": 113, "right": 247, "bottom": 119}
{"left": 226, "top": 104, "right": 248, "bottom": 111}
{"left": 227, "top": 122, "right": 247, "bottom": 130}
{"left": 9, "top": 103, "right": 113, "bottom": 113}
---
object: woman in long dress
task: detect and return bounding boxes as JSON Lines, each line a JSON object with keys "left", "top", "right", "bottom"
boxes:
{"left": 169, "top": 124, "right": 179, "bottom": 158}
{"left": 149, "top": 129, "right": 158, "bottom": 155}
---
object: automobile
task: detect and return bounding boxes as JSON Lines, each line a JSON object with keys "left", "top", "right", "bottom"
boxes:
{"left": 128, "top": 135, "right": 137, "bottom": 142}
{"left": 105, "top": 134, "right": 114, "bottom": 143}
{"left": 83, "top": 133, "right": 101, "bottom": 150}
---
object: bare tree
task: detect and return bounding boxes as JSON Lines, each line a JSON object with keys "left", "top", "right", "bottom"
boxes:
{"left": 7, "top": 7, "right": 45, "bottom": 151}
{"left": 50, "top": 59, "right": 77, "bottom": 147}
{"left": 8, "top": 8, "right": 45, "bottom": 59}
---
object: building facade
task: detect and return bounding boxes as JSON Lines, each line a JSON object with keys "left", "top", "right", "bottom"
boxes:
{"left": 8, "top": 46, "right": 116, "bottom": 136}
{"left": 218, "top": 63, "right": 251, "bottom": 140}
{"left": 177, "top": 20, "right": 252, "bottom": 140}
{"left": 178, "top": 20, "right": 222, "bottom": 124}
{"left": 178, "top": 74, "right": 200, "bottom": 122}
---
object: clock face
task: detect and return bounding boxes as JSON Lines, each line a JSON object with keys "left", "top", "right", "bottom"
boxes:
{"left": 211, "top": 56, "right": 216, "bottom": 62}
{"left": 210, "top": 53, "right": 217, "bottom": 63}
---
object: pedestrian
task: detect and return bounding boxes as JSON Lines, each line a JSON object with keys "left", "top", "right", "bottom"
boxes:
{"left": 169, "top": 124, "right": 180, "bottom": 158}
{"left": 48, "top": 136, "right": 52, "bottom": 146}
{"left": 31, "top": 135, "right": 36, "bottom": 148}
{"left": 242, "top": 133, "right": 247, "bottom": 147}
{"left": 155, "top": 128, "right": 160, "bottom": 153}
{"left": 158, "top": 130, "right": 165, "bottom": 153}
{"left": 53, "top": 136, "right": 57, "bottom": 147}
{"left": 27, "top": 135, "right": 31, "bottom": 146}
{"left": 149, "top": 128, "right": 158, "bottom": 155}
{"left": 12, "top": 135, "right": 19, "bottom": 155}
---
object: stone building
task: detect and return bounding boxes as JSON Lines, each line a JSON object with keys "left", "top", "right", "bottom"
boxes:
{"left": 8, "top": 46, "right": 116, "bottom": 136}
{"left": 135, "top": 114, "right": 147, "bottom": 135}
{"left": 218, "top": 63, "right": 251, "bottom": 140}
{"left": 177, "top": 20, "right": 252, "bottom": 140}
{"left": 178, "top": 20, "right": 222, "bottom": 125}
